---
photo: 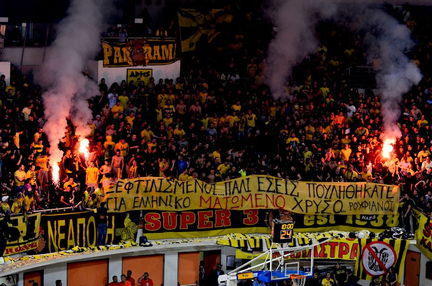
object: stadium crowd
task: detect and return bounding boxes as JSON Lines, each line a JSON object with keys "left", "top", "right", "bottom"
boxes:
{"left": 0, "top": 5, "right": 431, "bottom": 238}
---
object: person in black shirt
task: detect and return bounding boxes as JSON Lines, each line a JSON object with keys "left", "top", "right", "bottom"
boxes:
{"left": 305, "top": 273, "right": 321, "bottom": 286}
{"left": 97, "top": 202, "right": 108, "bottom": 245}
{"left": 399, "top": 192, "right": 415, "bottom": 233}
{"left": 334, "top": 263, "right": 347, "bottom": 286}
{"left": 209, "top": 264, "right": 224, "bottom": 286}
{"left": 60, "top": 185, "right": 73, "bottom": 207}
{"left": 0, "top": 213, "right": 11, "bottom": 264}
{"left": 369, "top": 276, "right": 383, "bottom": 286}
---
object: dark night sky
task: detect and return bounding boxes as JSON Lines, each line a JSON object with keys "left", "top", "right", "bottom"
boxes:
{"left": 0, "top": 0, "right": 135, "bottom": 23}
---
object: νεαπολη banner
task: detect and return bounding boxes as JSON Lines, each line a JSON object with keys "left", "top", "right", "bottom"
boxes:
{"left": 104, "top": 175, "right": 400, "bottom": 215}
{"left": 40, "top": 211, "right": 117, "bottom": 253}
{"left": 102, "top": 39, "right": 177, "bottom": 67}
{"left": 2, "top": 213, "right": 41, "bottom": 256}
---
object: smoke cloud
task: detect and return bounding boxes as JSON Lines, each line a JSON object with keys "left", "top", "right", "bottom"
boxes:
{"left": 357, "top": 7, "right": 422, "bottom": 140}
{"left": 266, "top": 0, "right": 421, "bottom": 141}
{"left": 39, "top": 0, "right": 109, "bottom": 168}
{"left": 265, "top": 0, "right": 321, "bottom": 99}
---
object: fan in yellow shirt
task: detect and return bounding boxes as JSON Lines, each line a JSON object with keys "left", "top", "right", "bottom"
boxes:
{"left": 305, "top": 124, "right": 315, "bottom": 141}
{"left": 24, "top": 193, "right": 35, "bottom": 212}
{"left": 173, "top": 125, "right": 186, "bottom": 137}
{"left": 217, "top": 162, "right": 230, "bottom": 175}
{"left": 417, "top": 115, "right": 428, "bottom": 128}
{"left": 26, "top": 165, "right": 38, "bottom": 186}
{"left": 212, "top": 149, "right": 221, "bottom": 163}
{"left": 111, "top": 101, "right": 124, "bottom": 119}
{"left": 14, "top": 165, "right": 27, "bottom": 187}
{"left": 321, "top": 273, "right": 335, "bottom": 286}
{"left": 245, "top": 110, "right": 257, "bottom": 128}
{"left": 64, "top": 177, "right": 78, "bottom": 190}
{"left": 115, "top": 139, "right": 129, "bottom": 157}
{"left": 104, "top": 136, "right": 116, "bottom": 150}
{"left": 118, "top": 92, "right": 129, "bottom": 109}
{"left": 341, "top": 144, "right": 352, "bottom": 161}
{"left": 140, "top": 127, "right": 155, "bottom": 142}
{"left": 231, "top": 101, "right": 241, "bottom": 112}
{"left": 86, "top": 162, "right": 100, "bottom": 189}
{"left": 178, "top": 170, "right": 191, "bottom": 181}
{"left": 418, "top": 147, "right": 430, "bottom": 163}
{"left": 286, "top": 133, "right": 300, "bottom": 145}
{"left": 158, "top": 158, "right": 170, "bottom": 177}
{"left": 125, "top": 112, "right": 135, "bottom": 127}
{"left": 11, "top": 193, "right": 24, "bottom": 214}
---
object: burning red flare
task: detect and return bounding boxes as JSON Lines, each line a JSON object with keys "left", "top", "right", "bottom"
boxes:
{"left": 382, "top": 138, "right": 395, "bottom": 160}
{"left": 79, "top": 138, "right": 90, "bottom": 160}
{"left": 52, "top": 164, "right": 60, "bottom": 185}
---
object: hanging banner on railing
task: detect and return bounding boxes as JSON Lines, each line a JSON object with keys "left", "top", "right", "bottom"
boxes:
{"left": 37, "top": 209, "right": 402, "bottom": 253}
{"left": 291, "top": 213, "right": 399, "bottom": 233}
{"left": 356, "top": 238, "right": 408, "bottom": 282}
{"left": 40, "top": 211, "right": 115, "bottom": 253}
{"left": 413, "top": 209, "right": 432, "bottom": 260}
{"left": 104, "top": 175, "right": 400, "bottom": 215}
{"left": 102, "top": 39, "right": 177, "bottom": 67}
{"left": 2, "top": 213, "right": 41, "bottom": 256}
{"left": 39, "top": 210, "right": 147, "bottom": 253}
{"left": 222, "top": 233, "right": 408, "bottom": 283}
{"left": 142, "top": 209, "right": 268, "bottom": 239}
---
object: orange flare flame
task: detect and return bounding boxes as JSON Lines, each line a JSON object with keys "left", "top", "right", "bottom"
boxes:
{"left": 52, "top": 164, "right": 60, "bottom": 185}
{"left": 382, "top": 138, "right": 395, "bottom": 160}
{"left": 79, "top": 138, "right": 90, "bottom": 160}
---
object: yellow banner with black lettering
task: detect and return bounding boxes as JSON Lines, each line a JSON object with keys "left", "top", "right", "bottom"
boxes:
{"left": 413, "top": 209, "right": 432, "bottom": 260}
{"left": 102, "top": 39, "right": 177, "bottom": 67}
{"left": 127, "top": 69, "right": 152, "bottom": 86}
{"left": 2, "top": 213, "right": 41, "bottom": 256}
{"left": 105, "top": 175, "right": 400, "bottom": 215}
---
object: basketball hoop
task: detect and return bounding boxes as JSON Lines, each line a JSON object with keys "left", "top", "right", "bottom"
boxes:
{"left": 289, "top": 274, "right": 306, "bottom": 286}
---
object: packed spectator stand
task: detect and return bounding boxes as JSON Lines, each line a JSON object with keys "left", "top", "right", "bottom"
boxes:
{"left": 0, "top": 4, "right": 431, "bottom": 241}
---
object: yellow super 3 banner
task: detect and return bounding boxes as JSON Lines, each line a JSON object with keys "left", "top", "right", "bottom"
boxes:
{"left": 105, "top": 175, "right": 400, "bottom": 215}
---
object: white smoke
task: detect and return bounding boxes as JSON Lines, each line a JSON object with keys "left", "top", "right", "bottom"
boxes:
{"left": 266, "top": 0, "right": 421, "bottom": 141}
{"left": 265, "top": 0, "right": 336, "bottom": 98}
{"left": 39, "top": 0, "right": 109, "bottom": 168}
{"left": 265, "top": 0, "right": 316, "bottom": 99}
{"left": 358, "top": 8, "right": 422, "bottom": 140}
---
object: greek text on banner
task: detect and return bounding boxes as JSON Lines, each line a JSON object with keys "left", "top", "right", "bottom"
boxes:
{"left": 105, "top": 175, "right": 400, "bottom": 215}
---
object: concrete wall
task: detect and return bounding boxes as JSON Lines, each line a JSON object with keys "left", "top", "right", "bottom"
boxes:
{"left": 44, "top": 263, "right": 67, "bottom": 286}
{"left": 0, "top": 48, "right": 181, "bottom": 87}
{"left": 410, "top": 244, "right": 431, "bottom": 286}
{"left": 0, "top": 61, "right": 11, "bottom": 84}
{"left": 1, "top": 243, "right": 223, "bottom": 286}
{"left": 1, "top": 47, "right": 46, "bottom": 67}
